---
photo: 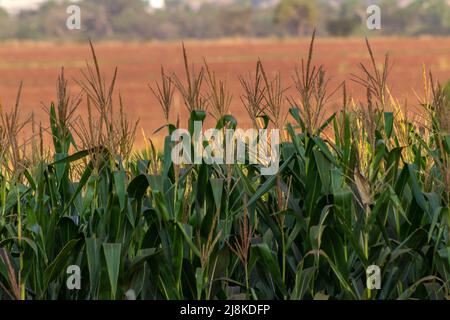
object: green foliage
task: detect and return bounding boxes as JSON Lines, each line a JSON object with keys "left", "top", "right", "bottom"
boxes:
{"left": 275, "top": 0, "right": 318, "bottom": 36}
{"left": 444, "top": 81, "right": 450, "bottom": 99}
{"left": 0, "top": 8, "right": 15, "bottom": 40}
{"left": 326, "top": 0, "right": 363, "bottom": 36}
{"left": 1, "top": 0, "right": 450, "bottom": 41}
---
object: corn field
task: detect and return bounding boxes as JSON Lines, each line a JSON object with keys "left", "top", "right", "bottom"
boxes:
{"left": 0, "top": 35, "right": 449, "bottom": 300}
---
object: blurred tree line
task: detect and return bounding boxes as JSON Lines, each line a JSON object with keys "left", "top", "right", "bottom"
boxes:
{"left": 0, "top": 0, "right": 449, "bottom": 41}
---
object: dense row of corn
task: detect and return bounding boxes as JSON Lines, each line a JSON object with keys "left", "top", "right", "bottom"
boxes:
{"left": 0, "top": 35, "right": 449, "bottom": 300}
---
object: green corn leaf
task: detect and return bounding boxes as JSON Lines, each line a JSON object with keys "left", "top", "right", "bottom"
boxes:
{"left": 85, "top": 238, "right": 102, "bottom": 299}
{"left": 384, "top": 112, "right": 394, "bottom": 138}
{"left": 103, "top": 243, "right": 122, "bottom": 299}
{"left": 113, "top": 171, "right": 126, "bottom": 211}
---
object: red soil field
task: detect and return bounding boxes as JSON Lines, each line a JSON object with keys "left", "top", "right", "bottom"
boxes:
{"left": 0, "top": 37, "right": 449, "bottom": 148}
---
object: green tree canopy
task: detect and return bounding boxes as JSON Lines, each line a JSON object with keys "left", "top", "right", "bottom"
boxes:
{"left": 274, "top": 0, "right": 318, "bottom": 36}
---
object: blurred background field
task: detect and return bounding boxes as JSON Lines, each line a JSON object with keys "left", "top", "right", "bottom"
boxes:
{"left": 0, "top": 0, "right": 450, "bottom": 147}
{"left": 0, "top": 37, "right": 450, "bottom": 147}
